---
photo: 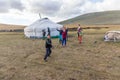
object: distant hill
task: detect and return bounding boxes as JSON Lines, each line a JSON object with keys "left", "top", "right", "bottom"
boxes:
{"left": 59, "top": 10, "right": 120, "bottom": 25}
{"left": 0, "top": 24, "right": 25, "bottom": 32}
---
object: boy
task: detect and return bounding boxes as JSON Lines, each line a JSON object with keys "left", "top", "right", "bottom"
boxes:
{"left": 42, "top": 29, "right": 46, "bottom": 40}
{"left": 44, "top": 35, "right": 52, "bottom": 62}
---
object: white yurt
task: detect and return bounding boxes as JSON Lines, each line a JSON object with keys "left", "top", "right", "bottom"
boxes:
{"left": 24, "top": 18, "right": 63, "bottom": 38}
{"left": 104, "top": 30, "right": 120, "bottom": 41}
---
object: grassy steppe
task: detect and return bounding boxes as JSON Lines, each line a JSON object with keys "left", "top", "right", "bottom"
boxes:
{"left": 0, "top": 26, "right": 120, "bottom": 80}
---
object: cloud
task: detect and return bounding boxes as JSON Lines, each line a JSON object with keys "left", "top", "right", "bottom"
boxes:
{"left": 80, "top": 0, "right": 120, "bottom": 14}
{"left": 0, "top": 0, "right": 9, "bottom": 13}
{"left": 0, "top": 0, "right": 120, "bottom": 17}
{"left": 0, "top": 0, "right": 24, "bottom": 13}
{"left": 56, "top": 0, "right": 89, "bottom": 20}
{"left": 10, "top": 0, "right": 25, "bottom": 11}
{"left": 23, "top": 0, "right": 62, "bottom": 16}
{"left": 90, "top": 0, "right": 103, "bottom": 3}
{"left": 98, "top": 0, "right": 120, "bottom": 11}
{"left": 0, "top": 0, "right": 120, "bottom": 25}
{"left": 58, "top": 0, "right": 120, "bottom": 20}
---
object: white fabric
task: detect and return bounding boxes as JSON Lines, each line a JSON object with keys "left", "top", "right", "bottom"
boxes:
{"left": 24, "top": 18, "right": 63, "bottom": 38}
{"left": 104, "top": 30, "right": 120, "bottom": 41}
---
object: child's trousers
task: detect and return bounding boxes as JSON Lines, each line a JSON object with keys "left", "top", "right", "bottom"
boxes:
{"left": 78, "top": 36, "right": 82, "bottom": 43}
{"left": 44, "top": 48, "right": 51, "bottom": 60}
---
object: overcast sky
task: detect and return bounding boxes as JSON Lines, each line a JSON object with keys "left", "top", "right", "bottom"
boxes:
{"left": 0, "top": 0, "right": 120, "bottom": 25}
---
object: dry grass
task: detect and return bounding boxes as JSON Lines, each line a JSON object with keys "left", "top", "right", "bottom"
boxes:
{"left": 0, "top": 24, "right": 25, "bottom": 30}
{"left": 64, "top": 23, "right": 120, "bottom": 29}
{"left": 0, "top": 27, "right": 120, "bottom": 80}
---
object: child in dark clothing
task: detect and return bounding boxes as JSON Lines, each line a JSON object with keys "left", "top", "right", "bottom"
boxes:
{"left": 47, "top": 27, "right": 51, "bottom": 36}
{"left": 44, "top": 35, "right": 52, "bottom": 62}
{"left": 42, "top": 29, "right": 46, "bottom": 40}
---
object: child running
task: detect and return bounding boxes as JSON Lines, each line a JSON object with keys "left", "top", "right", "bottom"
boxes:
{"left": 44, "top": 35, "right": 52, "bottom": 62}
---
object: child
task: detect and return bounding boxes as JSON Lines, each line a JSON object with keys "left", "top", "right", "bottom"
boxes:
{"left": 47, "top": 27, "right": 51, "bottom": 36}
{"left": 78, "top": 31, "right": 83, "bottom": 44}
{"left": 62, "top": 27, "right": 67, "bottom": 46}
{"left": 57, "top": 28, "right": 63, "bottom": 44}
{"left": 42, "top": 29, "right": 46, "bottom": 40}
{"left": 44, "top": 35, "right": 52, "bottom": 62}
{"left": 77, "top": 25, "right": 83, "bottom": 44}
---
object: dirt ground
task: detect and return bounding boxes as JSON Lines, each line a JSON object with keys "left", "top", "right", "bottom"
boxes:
{"left": 0, "top": 29, "right": 120, "bottom": 80}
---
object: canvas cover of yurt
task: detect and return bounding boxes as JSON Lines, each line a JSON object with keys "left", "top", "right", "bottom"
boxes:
{"left": 104, "top": 30, "right": 120, "bottom": 41}
{"left": 24, "top": 18, "right": 63, "bottom": 38}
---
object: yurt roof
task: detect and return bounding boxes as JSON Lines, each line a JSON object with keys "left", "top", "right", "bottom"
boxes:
{"left": 28, "top": 18, "right": 62, "bottom": 29}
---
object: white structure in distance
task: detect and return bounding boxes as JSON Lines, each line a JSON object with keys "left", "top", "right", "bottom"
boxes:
{"left": 24, "top": 18, "right": 63, "bottom": 38}
{"left": 104, "top": 30, "right": 120, "bottom": 42}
